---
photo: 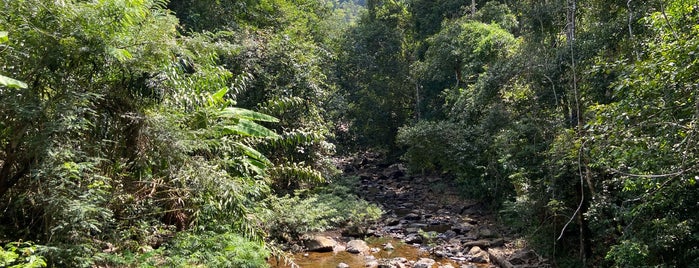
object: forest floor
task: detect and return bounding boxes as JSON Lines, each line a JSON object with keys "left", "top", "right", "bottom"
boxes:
{"left": 272, "top": 152, "right": 549, "bottom": 268}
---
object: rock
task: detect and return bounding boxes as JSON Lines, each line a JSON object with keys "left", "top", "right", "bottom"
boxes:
{"left": 438, "top": 265, "right": 455, "bottom": 268}
{"left": 384, "top": 242, "right": 395, "bottom": 250}
{"left": 508, "top": 250, "right": 539, "bottom": 265}
{"left": 404, "top": 213, "right": 421, "bottom": 221}
{"left": 460, "top": 265, "right": 478, "bottom": 268}
{"left": 467, "top": 246, "right": 489, "bottom": 263}
{"left": 347, "top": 239, "right": 370, "bottom": 254}
{"left": 462, "top": 238, "right": 504, "bottom": 248}
{"left": 478, "top": 228, "right": 497, "bottom": 239}
{"left": 304, "top": 236, "right": 336, "bottom": 252}
{"left": 405, "top": 227, "right": 421, "bottom": 234}
{"left": 385, "top": 217, "right": 401, "bottom": 226}
{"left": 382, "top": 164, "right": 407, "bottom": 179}
{"left": 413, "top": 258, "right": 436, "bottom": 268}
{"left": 337, "top": 263, "right": 350, "bottom": 268}
{"left": 460, "top": 216, "right": 478, "bottom": 225}
{"left": 451, "top": 223, "right": 475, "bottom": 234}
{"left": 365, "top": 255, "right": 379, "bottom": 268}
{"left": 404, "top": 233, "right": 423, "bottom": 244}
{"left": 488, "top": 248, "right": 514, "bottom": 268}
{"left": 366, "top": 260, "right": 379, "bottom": 268}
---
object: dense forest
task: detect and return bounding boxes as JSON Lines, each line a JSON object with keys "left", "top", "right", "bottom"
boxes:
{"left": 0, "top": 0, "right": 697, "bottom": 267}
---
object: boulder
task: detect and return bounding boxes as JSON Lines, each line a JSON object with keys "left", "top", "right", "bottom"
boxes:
{"left": 304, "top": 236, "right": 337, "bottom": 252}
{"left": 404, "top": 233, "right": 423, "bottom": 244}
{"left": 382, "top": 164, "right": 407, "bottom": 179}
{"left": 508, "top": 250, "right": 539, "bottom": 265}
{"left": 467, "top": 246, "right": 489, "bottom": 263}
{"left": 478, "top": 228, "right": 497, "bottom": 239}
{"left": 404, "top": 213, "right": 421, "bottom": 221}
{"left": 347, "top": 239, "right": 370, "bottom": 254}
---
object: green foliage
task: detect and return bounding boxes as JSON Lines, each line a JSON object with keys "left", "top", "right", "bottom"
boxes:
{"left": 0, "top": 242, "right": 46, "bottom": 268}
{"left": 163, "top": 231, "right": 270, "bottom": 268}
{"left": 260, "top": 176, "right": 382, "bottom": 243}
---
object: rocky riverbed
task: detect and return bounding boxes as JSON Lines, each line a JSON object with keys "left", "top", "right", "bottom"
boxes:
{"left": 271, "top": 153, "right": 549, "bottom": 268}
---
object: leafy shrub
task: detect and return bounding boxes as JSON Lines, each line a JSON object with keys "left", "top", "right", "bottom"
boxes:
{"left": 0, "top": 242, "right": 47, "bottom": 268}
{"left": 162, "top": 231, "right": 269, "bottom": 268}
{"left": 260, "top": 176, "right": 382, "bottom": 244}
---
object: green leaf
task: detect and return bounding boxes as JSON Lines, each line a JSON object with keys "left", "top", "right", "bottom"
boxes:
{"left": 210, "top": 88, "right": 228, "bottom": 105}
{"left": 218, "top": 107, "right": 279, "bottom": 122}
{"left": 234, "top": 142, "right": 271, "bottom": 166}
{"left": 0, "top": 74, "right": 28, "bottom": 89}
{"left": 223, "top": 119, "right": 280, "bottom": 138}
{"left": 0, "top": 31, "right": 8, "bottom": 43}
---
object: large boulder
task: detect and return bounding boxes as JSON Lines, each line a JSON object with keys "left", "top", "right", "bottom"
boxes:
{"left": 467, "top": 246, "right": 489, "bottom": 263}
{"left": 304, "top": 236, "right": 337, "bottom": 252}
{"left": 346, "top": 239, "right": 370, "bottom": 254}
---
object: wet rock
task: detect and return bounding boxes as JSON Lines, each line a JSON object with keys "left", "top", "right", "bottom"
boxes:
{"left": 466, "top": 246, "right": 489, "bottom": 263}
{"left": 304, "top": 236, "right": 336, "bottom": 252}
{"left": 347, "top": 239, "right": 370, "bottom": 254}
{"left": 413, "top": 258, "right": 436, "bottom": 268}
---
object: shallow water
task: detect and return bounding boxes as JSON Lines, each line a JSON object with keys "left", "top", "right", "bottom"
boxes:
{"left": 268, "top": 237, "right": 480, "bottom": 268}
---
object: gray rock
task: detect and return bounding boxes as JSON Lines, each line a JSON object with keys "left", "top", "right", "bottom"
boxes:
{"left": 386, "top": 217, "right": 401, "bottom": 226}
{"left": 347, "top": 239, "right": 370, "bottom": 254}
{"left": 382, "top": 164, "right": 407, "bottom": 179}
{"left": 304, "top": 236, "right": 336, "bottom": 252}
{"left": 478, "top": 228, "right": 497, "bottom": 238}
{"left": 451, "top": 223, "right": 475, "bottom": 234}
{"left": 404, "top": 233, "right": 423, "bottom": 244}
{"left": 462, "top": 238, "right": 504, "bottom": 248}
{"left": 413, "top": 258, "right": 436, "bottom": 268}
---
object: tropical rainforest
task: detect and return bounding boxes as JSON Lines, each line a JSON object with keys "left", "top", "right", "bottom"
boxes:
{"left": 0, "top": 0, "right": 697, "bottom": 267}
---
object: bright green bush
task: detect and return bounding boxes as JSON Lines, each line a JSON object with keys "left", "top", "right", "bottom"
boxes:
{"left": 0, "top": 242, "right": 46, "bottom": 268}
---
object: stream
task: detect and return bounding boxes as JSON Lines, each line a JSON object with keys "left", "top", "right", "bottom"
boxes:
{"left": 269, "top": 153, "right": 547, "bottom": 268}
